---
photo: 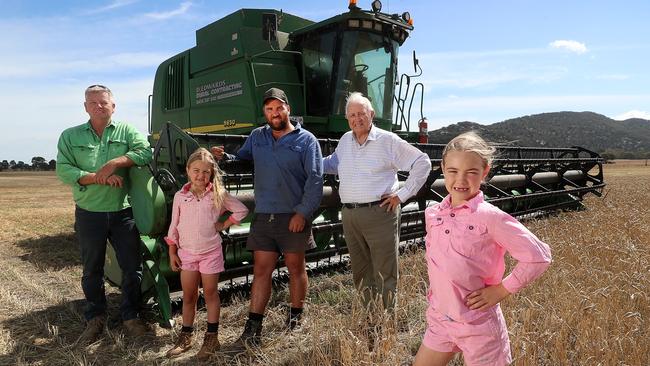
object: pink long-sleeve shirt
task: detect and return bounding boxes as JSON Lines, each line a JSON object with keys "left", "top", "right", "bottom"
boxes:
{"left": 165, "top": 183, "right": 249, "bottom": 255}
{"left": 424, "top": 192, "right": 551, "bottom": 322}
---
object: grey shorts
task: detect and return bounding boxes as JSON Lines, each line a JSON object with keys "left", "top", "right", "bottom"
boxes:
{"left": 246, "top": 213, "right": 316, "bottom": 253}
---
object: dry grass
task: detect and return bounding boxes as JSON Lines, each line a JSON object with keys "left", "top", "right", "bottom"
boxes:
{"left": 0, "top": 161, "right": 648, "bottom": 365}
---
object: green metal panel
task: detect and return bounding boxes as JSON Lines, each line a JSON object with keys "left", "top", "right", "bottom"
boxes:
{"left": 195, "top": 9, "right": 313, "bottom": 47}
{"left": 104, "top": 242, "right": 122, "bottom": 287}
{"left": 150, "top": 52, "right": 190, "bottom": 138}
{"left": 188, "top": 60, "right": 260, "bottom": 134}
{"left": 105, "top": 236, "right": 174, "bottom": 327}
{"left": 191, "top": 9, "right": 313, "bottom": 74}
{"left": 140, "top": 236, "right": 174, "bottom": 328}
{"left": 190, "top": 33, "right": 243, "bottom": 75}
{"left": 128, "top": 166, "right": 167, "bottom": 236}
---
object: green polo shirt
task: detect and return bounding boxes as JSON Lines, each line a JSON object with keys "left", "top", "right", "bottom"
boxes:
{"left": 56, "top": 120, "right": 152, "bottom": 212}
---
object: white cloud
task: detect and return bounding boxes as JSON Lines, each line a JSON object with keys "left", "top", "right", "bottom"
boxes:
{"left": 549, "top": 40, "right": 588, "bottom": 54}
{"left": 0, "top": 52, "right": 171, "bottom": 79}
{"left": 613, "top": 110, "right": 650, "bottom": 120}
{"left": 84, "top": 0, "right": 138, "bottom": 15}
{"left": 594, "top": 74, "right": 629, "bottom": 81}
{"left": 145, "top": 2, "right": 192, "bottom": 20}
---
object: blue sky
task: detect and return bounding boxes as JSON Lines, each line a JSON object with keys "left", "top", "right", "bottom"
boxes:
{"left": 1, "top": 0, "right": 649, "bottom": 162}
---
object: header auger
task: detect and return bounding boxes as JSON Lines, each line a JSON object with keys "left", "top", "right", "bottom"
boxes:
{"left": 109, "top": 2, "right": 604, "bottom": 326}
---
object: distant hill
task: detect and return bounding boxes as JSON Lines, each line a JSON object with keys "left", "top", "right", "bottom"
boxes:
{"left": 427, "top": 111, "right": 650, "bottom": 153}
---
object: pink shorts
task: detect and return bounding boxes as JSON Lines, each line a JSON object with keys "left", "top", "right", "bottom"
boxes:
{"left": 177, "top": 246, "right": 224, "bottom": 274}
{"left": 422, "top": 306, "right": 512, "bottom": 365}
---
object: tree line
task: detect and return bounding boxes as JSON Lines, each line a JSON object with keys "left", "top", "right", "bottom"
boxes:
{"left": 0, "top": 157, "right": 56, "bottom": 171}
{"left": 599, "top": 149, "right": 650, "bottom": 161}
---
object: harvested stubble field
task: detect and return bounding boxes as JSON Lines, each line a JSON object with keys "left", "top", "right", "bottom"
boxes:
{"left": 0, "top": 161, "right": 648, "bottom": 365}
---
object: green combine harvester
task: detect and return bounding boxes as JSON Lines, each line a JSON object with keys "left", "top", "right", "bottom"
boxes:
{"left": 106, "top": 1, "right": 605, "bottom": 326}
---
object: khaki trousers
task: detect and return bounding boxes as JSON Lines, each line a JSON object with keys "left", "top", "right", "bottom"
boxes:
{"left": 341, "top": 205, "right": 400, "bottom": 310}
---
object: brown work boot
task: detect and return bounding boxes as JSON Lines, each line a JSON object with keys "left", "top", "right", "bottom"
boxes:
{"left": 196, "top": 332, "right": 220, "bottom": 361}
{"left": 76, "top": 316, "right": 105, "bottom": 346}
{"left": 166, "top": 331, "right": 193, "bottom": 358}
{"left": 123, "top": 318, "right": 150, "bottom": 336}
{"left": 225, "top": 318, "right": 262, "bottom": 355}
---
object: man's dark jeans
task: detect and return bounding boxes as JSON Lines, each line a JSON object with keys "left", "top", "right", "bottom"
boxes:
{"left": 75, "top": 206, "right": 142, "bottom": 321}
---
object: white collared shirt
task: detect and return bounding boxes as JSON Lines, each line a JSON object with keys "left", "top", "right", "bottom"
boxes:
{"left": 323, "top": 125, "right": 431, "bottom": 204}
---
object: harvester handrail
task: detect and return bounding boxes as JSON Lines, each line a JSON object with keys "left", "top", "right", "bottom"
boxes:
{"left": 406, "top": 82, "right": 425, "bottom": 130}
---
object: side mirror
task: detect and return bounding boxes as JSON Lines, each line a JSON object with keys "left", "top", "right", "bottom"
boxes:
{"left": 412, "top": 50, "right": 419, "bottom": 73}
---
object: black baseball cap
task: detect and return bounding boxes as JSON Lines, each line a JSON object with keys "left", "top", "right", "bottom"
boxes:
{"left": 263, "top": 87, "right": 289, "bottom": 105}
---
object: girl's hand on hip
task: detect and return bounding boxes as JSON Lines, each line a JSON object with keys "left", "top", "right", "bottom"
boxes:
{"left": 214, "top": 221, "right": 225, "bottom": 231}
{"left": 466, "top": 283, "right": 511, "bottom": 311}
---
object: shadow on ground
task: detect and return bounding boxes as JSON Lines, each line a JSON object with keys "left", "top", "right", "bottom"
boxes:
{"left": 15, "top": 232, "right": 81, "bottom": 270}
{"left": 0, "top": 293, "right": 175, "bottom": 365}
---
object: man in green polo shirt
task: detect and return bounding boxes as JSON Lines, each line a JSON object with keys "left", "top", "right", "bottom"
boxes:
{"left": 56, "top": 85, "right": 152, "bottom": 345}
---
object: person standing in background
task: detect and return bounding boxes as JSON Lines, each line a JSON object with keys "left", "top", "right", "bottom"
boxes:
{"left": 56, "top": 85, "right": 153, "bottom": 345}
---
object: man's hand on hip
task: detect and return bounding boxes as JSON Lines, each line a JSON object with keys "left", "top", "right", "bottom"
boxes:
{"left": 379, "top": 194, "right": 402, "bottom": 212}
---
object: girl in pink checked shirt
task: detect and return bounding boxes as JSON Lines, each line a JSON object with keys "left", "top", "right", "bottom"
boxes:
{"left": 164, "top": 148, "right": 248, "bottom": 360}
{"left": 414, "top": 132, "right": 552, "bottom": 366}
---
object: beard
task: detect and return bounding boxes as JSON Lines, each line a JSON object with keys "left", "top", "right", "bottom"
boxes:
{"left": 268, "top": 118, "right": 288, "bottom": 131}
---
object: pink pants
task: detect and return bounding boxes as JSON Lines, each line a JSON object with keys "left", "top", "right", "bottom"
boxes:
{"left": 422, "top": 306, "right": 512, "bottom": 365}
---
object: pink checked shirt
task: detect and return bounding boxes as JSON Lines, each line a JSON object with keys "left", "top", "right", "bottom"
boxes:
{"left": 165, "top": 183, "right": 249, "bottom": 255}
{"left": 424, "top": 192, "right": 551, "bottom": 322}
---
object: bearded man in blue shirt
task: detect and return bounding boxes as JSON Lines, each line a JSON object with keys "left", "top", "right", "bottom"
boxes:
{"left": 212, "top": 88, "right": 323, "bottom": 352}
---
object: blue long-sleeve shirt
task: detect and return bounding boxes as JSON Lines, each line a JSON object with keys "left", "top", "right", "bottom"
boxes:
{"left": 230, "top": 122, "right": 323, "bottom": 218}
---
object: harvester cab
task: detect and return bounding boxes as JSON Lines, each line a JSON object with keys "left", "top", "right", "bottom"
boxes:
{"left": 106, "top": 1, "right": 605, "bottom": 327}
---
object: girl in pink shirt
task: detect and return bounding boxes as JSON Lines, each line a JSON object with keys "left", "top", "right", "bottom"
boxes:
{"left": 164, "top": 148, "right": 248, "bottom": 360}
{"left": 414, "top": 132, "right": 551, "bottom": 366}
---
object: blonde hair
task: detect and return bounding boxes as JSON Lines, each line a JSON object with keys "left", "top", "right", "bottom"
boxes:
{"left": 186, "top": 147, "right": 226, "bottom": 211}
{"left": 442, "top": 131, "right": 496, "bottom": 167}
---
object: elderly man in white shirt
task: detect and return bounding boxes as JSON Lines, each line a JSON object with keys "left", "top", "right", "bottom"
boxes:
{"left": 323, "top": 92, "right": 432, "bottom": 311}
